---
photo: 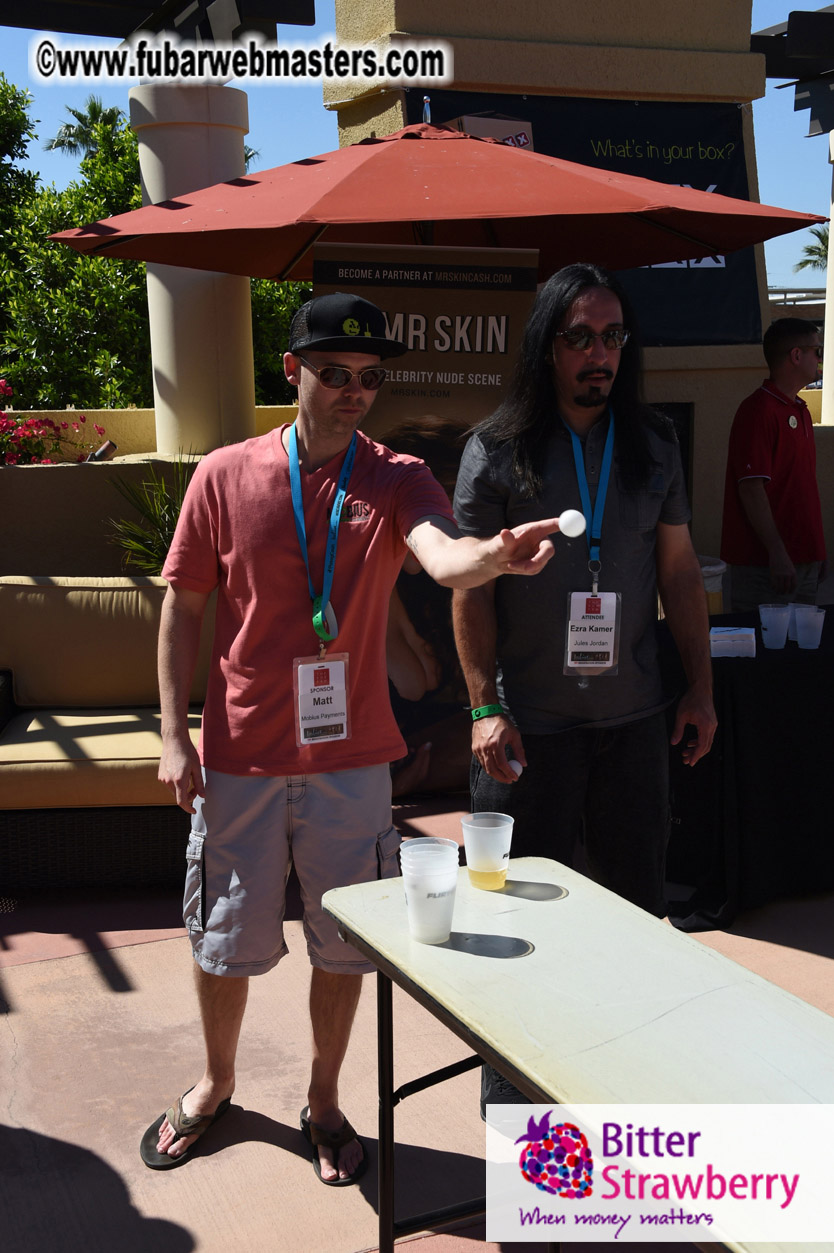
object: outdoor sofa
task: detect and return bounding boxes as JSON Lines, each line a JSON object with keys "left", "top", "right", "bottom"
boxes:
{"left": 0, "top": 575, "right": 212, "bottom": 890}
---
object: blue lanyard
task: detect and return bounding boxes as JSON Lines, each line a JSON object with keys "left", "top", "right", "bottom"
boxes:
{"left": 565, "top": 411, "right": 615, "bottom": 589}
{"left": 288, "top": 423, "right": 357, "bottom": 643}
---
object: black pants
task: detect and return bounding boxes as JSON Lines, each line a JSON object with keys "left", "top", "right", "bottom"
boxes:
{"left": 470, "top": 711, "right": 670, "bottom": 917}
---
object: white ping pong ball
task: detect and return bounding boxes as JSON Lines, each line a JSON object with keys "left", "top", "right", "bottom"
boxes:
{"left": 508, "top": 759, "right": 523, "bottom": 778}
{"left": 558, "top": 509, "right": 586, "bottom": 538}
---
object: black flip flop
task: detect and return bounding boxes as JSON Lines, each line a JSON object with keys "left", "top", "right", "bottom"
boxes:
{"left": 299, "top": 1105, "right": 368, "bottom": 1187}
{"left": 140, "top": 1088, "right": 232, "bottom": 1170}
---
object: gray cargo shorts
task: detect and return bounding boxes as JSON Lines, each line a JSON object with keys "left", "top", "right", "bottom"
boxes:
{"left": 184, "top": 764, "right": 400, "bottom": 976}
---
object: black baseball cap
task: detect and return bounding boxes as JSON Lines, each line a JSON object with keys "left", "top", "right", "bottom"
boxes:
{"left": 288, "top": 293, "right": 407, "bottom": 360}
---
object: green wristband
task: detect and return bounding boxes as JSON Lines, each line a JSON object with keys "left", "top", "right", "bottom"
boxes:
{"left": 471, "top": 703, "right": 504, "bottom": 722}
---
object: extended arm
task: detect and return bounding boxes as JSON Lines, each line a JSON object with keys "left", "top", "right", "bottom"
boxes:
{"left": 406, "top": 513, "right": 559, "bottom": 589}
{"left": 736, "top": 477, "right": 797, "bottom": 595}
{"left": 656, "top": 521, "right": 717, "bottom": 766}
{"left": 452, "top": 581, "right": 525, "bottom": 783}
{"left": 158, "top": 583, "right": 210, "bottom": 812}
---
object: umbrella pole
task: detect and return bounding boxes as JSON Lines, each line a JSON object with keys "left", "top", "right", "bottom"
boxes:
{"left": 274, "top": 226, "right": 328, "bottom": 280}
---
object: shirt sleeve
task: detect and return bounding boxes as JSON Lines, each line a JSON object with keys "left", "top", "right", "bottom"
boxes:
{"left": 452, "top": 434, "right": 510, "bottom": 537}
{"left": 726, "top": 397, "right": 774, "bottom": 483}
{"left": 393, "top": 458, "right": 456, "bottom": 539}
{"left": 161, "top": 458, "right": 221, "bottom": 593}
{"left": 657, "top": 438, "right": 692, "bottom": 527}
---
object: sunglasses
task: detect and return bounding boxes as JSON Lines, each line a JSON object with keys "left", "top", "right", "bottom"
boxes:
{"left": 297, "top": 356, "right": 388, "bottom": 391}
{"left": 554, "top": 328, "right": 630, "bottom": 352}
{"left": 802, "top": 344, "right": 824, "bottom": 359}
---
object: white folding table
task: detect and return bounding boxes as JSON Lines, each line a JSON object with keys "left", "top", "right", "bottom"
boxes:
{"left": 323, "top": 857, "right": 834, "bottom": 1253}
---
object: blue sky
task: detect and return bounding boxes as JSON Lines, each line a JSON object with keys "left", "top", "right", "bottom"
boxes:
{"left": 0, "top": 0, "right": 829, "bottom": 287}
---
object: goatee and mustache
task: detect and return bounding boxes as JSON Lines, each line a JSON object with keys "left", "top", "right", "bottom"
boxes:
{"left": 573, "top": 365, "right": 614, "bottom": 409}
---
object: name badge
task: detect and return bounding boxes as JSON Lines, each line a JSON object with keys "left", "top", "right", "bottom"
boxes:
{"left": 564, "top": 591, "right": 621, "bottom": 676}
{"left": 294, "top": 654, "right": 351, "bottom": 745}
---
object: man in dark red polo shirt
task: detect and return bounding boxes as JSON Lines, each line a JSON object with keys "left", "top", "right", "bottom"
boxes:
{"left": 721, "top": 318, "right": 826, "bottom": 612}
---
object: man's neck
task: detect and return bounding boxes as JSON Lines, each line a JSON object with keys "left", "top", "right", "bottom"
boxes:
{"left": 561, "top": 405, "right": 608, "bottom": 438}
{"left": 767, "top": 368, "right": 807, "bottom": 403}
{"left": 283, "top": 417, "right": 354, "bottom": 473}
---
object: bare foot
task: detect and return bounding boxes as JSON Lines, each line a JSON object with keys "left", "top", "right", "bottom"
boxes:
{"left": 156, "top": 1080, "right": 234, "bottom": 1160}
{"left": 307, "top": 1104, "right": 363, "bottom": 1182}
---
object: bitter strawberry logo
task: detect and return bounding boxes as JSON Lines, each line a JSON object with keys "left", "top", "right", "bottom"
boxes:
{"left": 516, "top": 1112, "right": 594, "bottom": 1199}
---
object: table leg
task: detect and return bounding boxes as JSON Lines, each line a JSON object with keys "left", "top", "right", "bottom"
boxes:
{"left": 377, "top": 971, "right": 395, "bottom": 1253}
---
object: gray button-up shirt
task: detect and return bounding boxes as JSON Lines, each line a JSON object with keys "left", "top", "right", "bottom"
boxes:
{"left": 453, "top": 414, "right": 691, "bottom": 733}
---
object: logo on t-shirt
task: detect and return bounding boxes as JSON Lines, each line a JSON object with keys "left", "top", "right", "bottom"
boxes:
{"left": 343, "top": 500, "right": 371, "bottom": 522}
{"left": 313, "top": 667, "right": 330, "bottom": 687}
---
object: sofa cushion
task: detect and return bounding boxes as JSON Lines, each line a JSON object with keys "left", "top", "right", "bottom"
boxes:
{"left": 0, "top": 575, "right": 212, "bottom": 708}
{"left": 0, "top": 708, "right": 202, "bottom": 809}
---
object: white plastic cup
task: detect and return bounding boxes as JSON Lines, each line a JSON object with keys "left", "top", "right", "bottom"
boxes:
{"left": 400, "top": 836, "right": 458, "bottom": 864}
{"left": 758, "top": 603, "right": 790, "bottom": 649}
{"left": 461, "top": 812, "right": 514, "bottom": 891}
{"left": 401, "top": 838, "right": 459, "bottom": 944}
{"left": 794, "top": 604, "right": 825, "bottom": 649}
{"left": 787, "top": 602, "right": 800, "bottom": 642}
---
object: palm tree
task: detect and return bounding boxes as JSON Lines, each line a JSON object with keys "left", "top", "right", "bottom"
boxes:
{"left": 44, "top": 95, "right": 124, "bottom": 157}
{"left": 794, "top": 224, "right": 829, "bottom": 274}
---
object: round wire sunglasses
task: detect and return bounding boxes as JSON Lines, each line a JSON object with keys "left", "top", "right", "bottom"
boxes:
{"left": 297, "top": 356, "right": 388, "bottom": 391}
{"left": 554, "top": 328, "right": 630, "bottom": 352}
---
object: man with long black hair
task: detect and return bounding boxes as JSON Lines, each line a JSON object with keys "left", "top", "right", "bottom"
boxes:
{"left": 453, "top": 265, "right": 716, "bottom": 1104}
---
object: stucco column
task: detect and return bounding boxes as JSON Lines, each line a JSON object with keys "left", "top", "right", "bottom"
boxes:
{"left": 821, "top": 131, "right": 834, "bottom": 426}
{"left": 129, "top": 85, "right": 256, "bottom": 453}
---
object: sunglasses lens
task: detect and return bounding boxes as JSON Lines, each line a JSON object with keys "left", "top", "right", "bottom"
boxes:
{"left": 560, "top": 329, "right": 628, "bottom": 351}
{"left": 562, "top": 331, "right": 592, "bottom": 350}
{"left": 360, "top": 369, "right": 387, "bottom": 390}
{"left": 317, "top": 367, "right": 351, "bottom": 389}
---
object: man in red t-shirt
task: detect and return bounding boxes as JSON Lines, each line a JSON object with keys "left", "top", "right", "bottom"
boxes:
{"left": 721, "top": 317, "right": 826, "bottom": 612}
{"left": 140, "top": 293, "right": 562, "bottom": 1184}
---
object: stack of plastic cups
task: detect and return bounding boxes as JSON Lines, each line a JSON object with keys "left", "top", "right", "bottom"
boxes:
{"left": 399, "top": 837, "right": 459, "bottom": 944}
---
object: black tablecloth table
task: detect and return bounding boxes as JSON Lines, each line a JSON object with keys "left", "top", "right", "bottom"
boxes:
{"left": 662, "top": 607, "right": 834, "bottom": 930}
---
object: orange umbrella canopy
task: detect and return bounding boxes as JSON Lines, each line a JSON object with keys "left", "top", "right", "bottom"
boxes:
{"left": 53, "top": 123, "right": 825, "bottom": 279}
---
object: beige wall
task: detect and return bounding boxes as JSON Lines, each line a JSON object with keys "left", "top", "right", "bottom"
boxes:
{"left": 1, "top": 406, "right": 298, "bottom": 461}
{"left": 335, "top": 0, "right": 753, "bottom": 50}
{"left": 644, "top": 347, "right": 764, "bottom": 557}
{"left": 0, "top": 408, "right": 297, "bottom": 577}
{"left": 328, "top": 0, "right": 763, "bottom": 125}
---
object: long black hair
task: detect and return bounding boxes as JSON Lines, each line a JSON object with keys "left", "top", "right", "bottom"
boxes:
{"left": 477, "top": 263, "right": 675, "bottom": 496}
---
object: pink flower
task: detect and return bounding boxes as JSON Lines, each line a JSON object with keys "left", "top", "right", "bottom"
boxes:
{"left": 76, "top": 453, "right": 85, "bottom": 463}
{"left": 94, "top": 424, "right": 105, "bottom": 436}
{"left": 61, "top": 421, "right": 69, "bottom": 429}
{"left": 41, "top": 458, "right": 52, "bottom": 464}
{"left": 5, "top": 453, "right": 18, "bottom": 464}
{"left": 0, "top": 378, "right": 13, "bottom": 398}
{"left": 72, "top": 422, "right": 80, "bottom": 433}
{"left": 79, "top": 414, "right": 86, "bottom": 423}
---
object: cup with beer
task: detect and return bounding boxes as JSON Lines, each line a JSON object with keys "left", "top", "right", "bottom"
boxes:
{"left": 461, "top": 812, "right": 513, "bottom": 891}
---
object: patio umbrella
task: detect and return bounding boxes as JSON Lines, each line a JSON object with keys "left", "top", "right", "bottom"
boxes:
{"left": 53, "top": 123, "right": 825, "bottom": 279}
